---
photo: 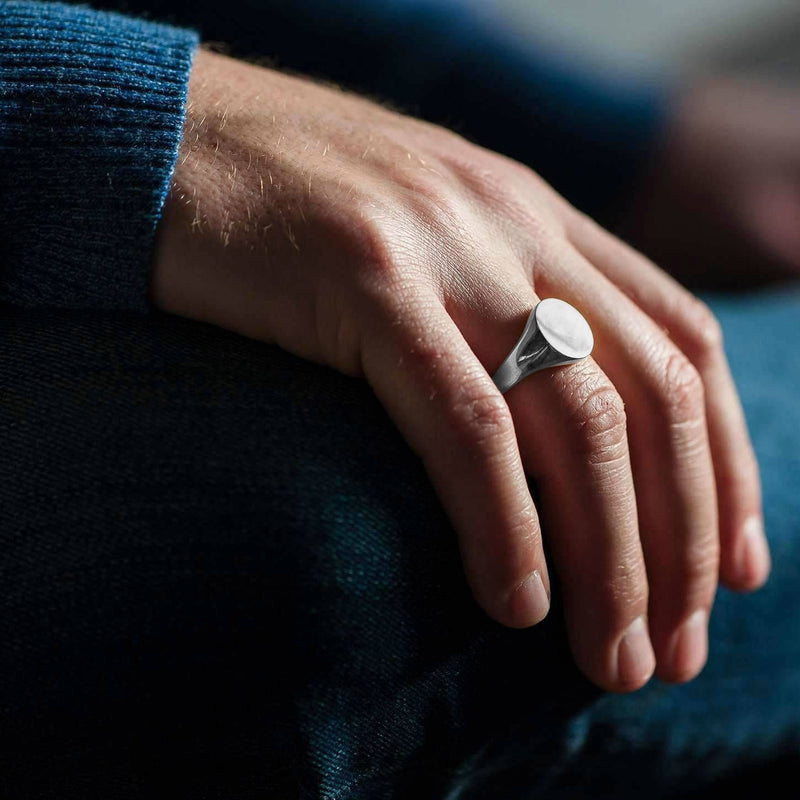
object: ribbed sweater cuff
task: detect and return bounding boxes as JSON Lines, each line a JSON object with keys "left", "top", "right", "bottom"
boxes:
{"left": 0, "top": 1, "right": 198, "bottom": 312}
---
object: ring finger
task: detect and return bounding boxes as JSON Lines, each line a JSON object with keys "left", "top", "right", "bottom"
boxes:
{"left": 534, "top": 252, "right": 719, "bottom": 684}
{"left": 455, "top": 277, "right": 654, "bottom": 693}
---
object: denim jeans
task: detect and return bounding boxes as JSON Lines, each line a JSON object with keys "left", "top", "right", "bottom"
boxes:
{"left": 1, "top": 286, "right": 798, "bottom": 799}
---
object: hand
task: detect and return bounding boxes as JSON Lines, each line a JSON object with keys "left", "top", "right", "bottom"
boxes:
{"left": 153, "top": 49, "right": 769, "bottom": 692}
{"left": 625, "top": 78, "right": 800, "bottom": 288}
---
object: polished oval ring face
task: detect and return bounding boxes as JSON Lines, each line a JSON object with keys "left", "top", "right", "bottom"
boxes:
{"left": 535, "top": 297, "right": 594, "bottom": 361}
{"left": 491, "top": 297, "right": 593, "bottom": 393}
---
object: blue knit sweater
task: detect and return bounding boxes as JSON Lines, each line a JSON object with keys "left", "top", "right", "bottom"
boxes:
{"left": 0, "top": 1, "right": 197, "bottom": 311}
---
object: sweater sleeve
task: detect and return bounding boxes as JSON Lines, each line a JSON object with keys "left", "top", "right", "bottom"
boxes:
{"left": 0, "top": 1, "right": 198, "bottom": 312}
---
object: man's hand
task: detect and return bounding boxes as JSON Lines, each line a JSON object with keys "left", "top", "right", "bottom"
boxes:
{"left": 626, "top": 79, "right": 800, "bottom": 288}
{"left": 152, "top": 49, "right": 769, "bottom": 692}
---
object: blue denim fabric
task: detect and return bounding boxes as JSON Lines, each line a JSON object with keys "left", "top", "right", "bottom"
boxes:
{"left": 291, "top": 289, "right": 800, "bottom": 800}
{"left": 426, "top": 288, "right": 800, "bottom": 800}
{"left": 1, "top": 288, "right": 798, "bottom": 799}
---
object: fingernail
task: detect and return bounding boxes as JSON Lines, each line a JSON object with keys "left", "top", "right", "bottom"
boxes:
{"left": 617, "top": 615, "right": 656, "bottom": 689}
{"left": 736, "top": 516, "right": 771, "bottom": 588}
{"left": 508, "top": 570, "right": 550, "bottom": 626}
{"left": 667, "top": 609, "right": 708, "bottom": 682}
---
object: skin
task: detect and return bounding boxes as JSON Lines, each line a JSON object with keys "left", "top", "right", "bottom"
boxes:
{"left": 152, "top": 48, "right": 770, "bottom": 693}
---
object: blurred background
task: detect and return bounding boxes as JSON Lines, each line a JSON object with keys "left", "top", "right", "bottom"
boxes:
{"left": 486, "top": 0, "right": 800, "bottom": 80}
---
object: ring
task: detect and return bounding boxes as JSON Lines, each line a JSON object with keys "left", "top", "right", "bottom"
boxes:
{"left": 492, "top": 298, "right": 594, "bottom": 394}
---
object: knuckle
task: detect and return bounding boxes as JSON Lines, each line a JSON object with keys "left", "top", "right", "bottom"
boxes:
{"left": 449, "top": 389, "right": 515, "bottom": 450}
{"left": 678, "top": 540, "right": 720, "bottom": 592}
{"left": 393, "top": 325, "right": 464, "bottom": 387}
{"left": 661, "top": 352, "right": 705, "bottom": 424}
{"left": 491, "top": 513, "right": 544, "bottom": 585}
{"left": 428, "top": 147, "right": 566, "bottom": 246}
{"left": 338, "top": 200, "right": 427, "bottom": 291}
{"left": 681, "top": 298, "right": 724, "bottom": 364}
{"left": 407, "top": 177, "right": 467, "bottom": 237}
{"left": 400, "top": 334, "right": 451, "bottom": 375}
{"left": 581, "top": 558, "right": 649, "bottom": 634}
{"left": 521, "top": 219, "right": 564, "bottom": 277}
{"left": 567, "top": 379, "right": 629, "bottom": 463}
{"left": 605, "top": 564, "right": 649, "bottom": 619}
{"left": 503, "top": 506, "right": 543, "bottom": 556}
{"left": 345, "top": 208, "right": 405, "bottom": 281}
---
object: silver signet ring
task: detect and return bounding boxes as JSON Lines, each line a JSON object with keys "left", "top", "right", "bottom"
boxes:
{"left": 492, "top": 298, "right": 594, "bottom": 394}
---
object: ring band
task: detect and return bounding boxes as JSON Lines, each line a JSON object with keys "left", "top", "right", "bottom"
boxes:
{"left": 492, "top": 298, "right": 593, "bottom": 394}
